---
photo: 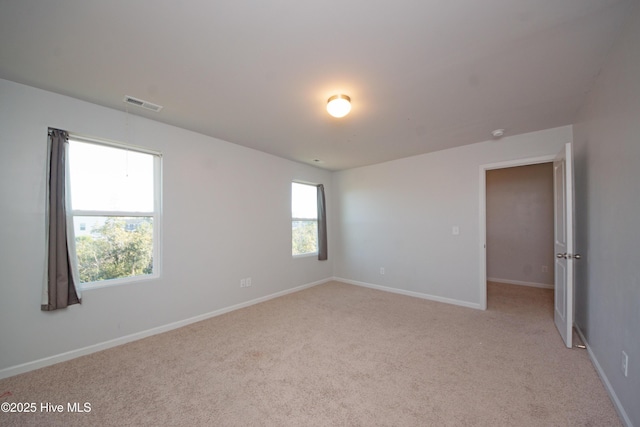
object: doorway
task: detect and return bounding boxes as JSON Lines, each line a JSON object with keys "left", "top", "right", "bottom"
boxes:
{"left": 485, "top": 163, "right": 555, "bottom": 315}
{"left": 478, "top": 154, "right": 556, "bottom": 310}
{"left": 486, "top": 163, "right": 554, "bottom": 285}
{"left": 479, "top": 146, "right": 576, "bottom": 347}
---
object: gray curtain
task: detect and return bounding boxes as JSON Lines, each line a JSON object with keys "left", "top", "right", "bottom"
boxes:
{"left": 42, "top": 129, "right": 80, "bottom": 311}
{"left": 317, "top": 184, "right": 328, "bottom": 261}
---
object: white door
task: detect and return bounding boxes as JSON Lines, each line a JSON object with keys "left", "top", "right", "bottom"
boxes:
{"left": 553, "top": 142, "right": 576, "bottom": 348}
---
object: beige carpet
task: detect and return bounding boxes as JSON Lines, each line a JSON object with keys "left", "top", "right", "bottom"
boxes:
{"left": 0, "top": 281, "right": 620, "bottom": 426}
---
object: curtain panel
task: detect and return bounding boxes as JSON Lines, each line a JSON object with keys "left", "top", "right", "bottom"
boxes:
{"left": 317, "top": 184, "right": 328, "bottom": 261}
{"left": 42, "top": 129, "right": 81, "bottom": 311}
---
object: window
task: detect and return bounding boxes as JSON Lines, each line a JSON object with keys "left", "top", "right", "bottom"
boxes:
{"left": 67, "top": 136, "right": 161, "bottom": 288}
{"left": 291, "top": 182, "right": 318, "bottom": 256}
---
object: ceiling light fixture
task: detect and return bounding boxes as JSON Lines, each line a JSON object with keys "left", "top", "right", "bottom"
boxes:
{"left": 327, "top": 94, "right": 351, "bottom": 118}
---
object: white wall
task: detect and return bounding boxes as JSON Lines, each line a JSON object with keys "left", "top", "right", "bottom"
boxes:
{"left": 0, "top": 79, "right": 333, "bottom": 375}
{"left": 333, "top": 127, "right": 570, "bottom": 307}
{"left": 486, "top": 163, "right": 554, "bottom": 287}
{"left": 573, "top": 4, "right": 640, "bottom": 426}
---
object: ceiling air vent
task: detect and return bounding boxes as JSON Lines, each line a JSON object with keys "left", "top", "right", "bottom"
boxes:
{"left": 123, "top": 95, "right": 163, "bottom": 112}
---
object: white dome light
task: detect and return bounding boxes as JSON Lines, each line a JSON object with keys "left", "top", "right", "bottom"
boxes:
{"left": 327, "top": 94, "right": 351, "bottom": 118}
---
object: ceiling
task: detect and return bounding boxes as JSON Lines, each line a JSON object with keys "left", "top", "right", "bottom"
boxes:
{"left": 0, "top": 0, "right": 635, "bottom": 170}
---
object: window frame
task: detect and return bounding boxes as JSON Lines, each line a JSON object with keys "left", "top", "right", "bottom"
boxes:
{"left": 66, "top": 133, "right": 163, "bottom": 290}
{"left": 291, "top": 181, "right": 319, "bottom": 257}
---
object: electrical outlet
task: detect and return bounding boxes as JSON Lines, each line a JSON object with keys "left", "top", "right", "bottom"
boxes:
{"left": 380, "top": 267, "right": 385, "bottom": 275}
{"left": 240, "top": 279, "right": 246, "bottom": 288}
{"left": 246, "top": 277, "right": 252, "bottom": 287}
{"left": 622, "top": 351, "right": 629, "bottom": 377}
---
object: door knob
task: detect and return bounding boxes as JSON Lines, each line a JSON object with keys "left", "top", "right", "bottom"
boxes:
{"left": 572, "top": 254, "right": 582, "bottom": 260}
{"left": 556, "top": 253, "right": 567, "bottom": 259}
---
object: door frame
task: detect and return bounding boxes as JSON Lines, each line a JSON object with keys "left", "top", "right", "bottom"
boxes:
{"left": 478, "top": 154, "right": 557, "bottom": 310}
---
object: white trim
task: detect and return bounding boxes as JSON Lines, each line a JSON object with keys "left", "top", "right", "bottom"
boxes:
{"left": 71, "top": 210, "right": 154, "bottom": 216}
{"left": 479, "top": 154, "right": 557, "bottom": 311}
{"left": 575, "top": 327, "right": 633, "bottom": 427}
{"left": 292, "top": 252, "right": 319, "bottom": 259}
{"left": 479, "top": 168, "right": 487, "bottom": 310}
{"left": 0, "top": 277, "right": 332, "bottom": 380}
{"left": 69, "top": 132, "right": 162, "bottom": 156}
{"left": 292, "top": 179, "right": 319, "bottom": 187}
{"left": 487, "top": 277, "right": 554, "bottom": 289}
{"left": 79, "top": 272, "right": 160, "bottom": 291}
{"left": 334, "top": 277, "right": 481, "bottom": 310}
{"left": 480, "top": 155, "right": 557, "bottom": 172}
{"left": 153, "top": 152, "right": 163, "bottom": 280}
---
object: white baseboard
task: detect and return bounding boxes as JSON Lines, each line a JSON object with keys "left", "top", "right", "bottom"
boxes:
{"left": 488, "top": 277, "right": 554, "bottom": 289}
{"left": 575, "top": 326, "right": 633, "bottom": 427}
{"left": 333, "top": 277, "right": 481, "bottom": 310}
{"left": 0, "top": 277, "right": 332, "bottom": 380}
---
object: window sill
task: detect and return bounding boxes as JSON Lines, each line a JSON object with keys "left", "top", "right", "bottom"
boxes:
{"left": 292, "top": 252, "right": 318, "bottom": 259}
{"left": 79, "top": 273, "right": 159, "bottom": 291}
